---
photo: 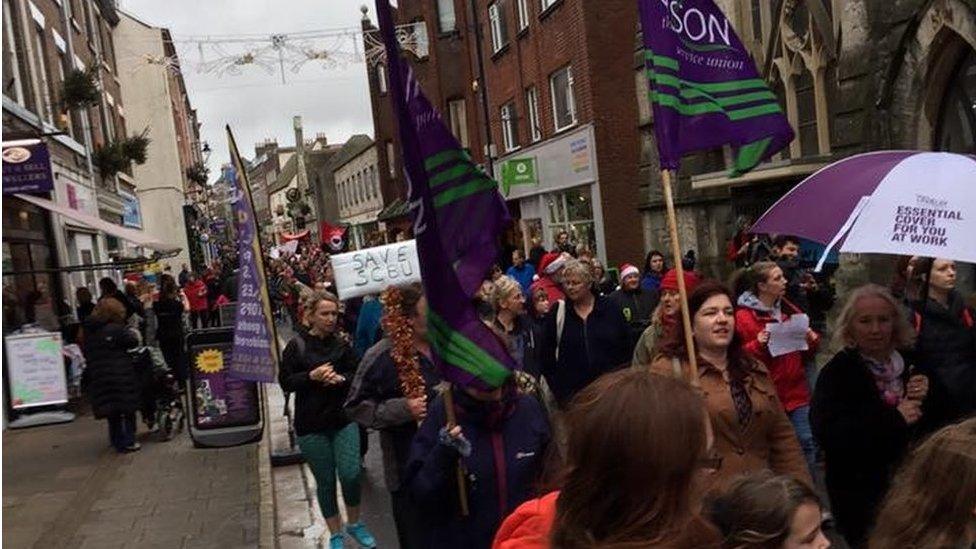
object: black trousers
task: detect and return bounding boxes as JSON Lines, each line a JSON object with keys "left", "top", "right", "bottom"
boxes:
{"left": 390, "top": 488, "right": 426, "bottom": 549}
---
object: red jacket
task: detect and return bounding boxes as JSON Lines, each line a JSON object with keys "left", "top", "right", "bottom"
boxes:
{"left": 735, "top": 294, "right": 817, "bottom": 413}
{"left": 185, "top": 280, "right": 209, "bottom": 312}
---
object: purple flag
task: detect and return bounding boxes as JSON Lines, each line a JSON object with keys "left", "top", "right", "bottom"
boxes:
{"left": 375, "top": 0, "right": 515, "bottom": 390}
{"left": 639, "top": 0, "right": 794, "bottom": 175}
{"left": 226, "top": 127, "right": 278, "bottom": 383}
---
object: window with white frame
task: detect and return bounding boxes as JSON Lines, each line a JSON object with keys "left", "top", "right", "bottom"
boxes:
{"left": 32, "top": 22, "right": 55, "bottom": 124}
{"left": 501, "top": 101, "right": 519, "bottom": 152}
{"left": 2, "top": 0, "right": 29, "bottom": 107}
{"left": 516, "top": 0, "right": 529, "bottom": 31}
{"left": 550, "top": 65, "right": 577, "bottom": 132}
{"left": 447, "top": 98, "right": 469, "bottom": 148}
{"left": 376, "top": 63, "right": 388, "bottom": 94}
{"left": 488, "top": 2, "right": 508, "bottom": 53}
{"left": 540, "top": 0, "right": 558, "bottom": 12}
{"left": 437, "top": 0, "right": 456, "bottom": 32}
{"left": 525, "top": 87, "right": 541, "bottom": 142}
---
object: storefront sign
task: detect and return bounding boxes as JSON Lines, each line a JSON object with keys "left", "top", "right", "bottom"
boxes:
{"left": 121, "top": 191, "right": 142, "bottom": 228}
{"left": 500, "top": 157, "right": 537, "bottom": 195}
{"left": 4, "top": 332, "right": 67, "bottom": 409}
{"left": 2, "top": 141, "right": 54, "bottom": 194}
{"left": 332, "top": 240, "right": 421, "bottom": 300}
{"left": 189, "top": 341, "right": 260, "bottom": 429}
{"left": 500, "top": 125, "right": 597, "bottom": 201}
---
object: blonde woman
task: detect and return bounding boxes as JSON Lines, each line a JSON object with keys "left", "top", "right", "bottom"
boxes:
{"left": 492, "top": 275, "right": 540, "bottom": 379}
{"left": 810, "top": 284, "right": 931, "bottom": 548}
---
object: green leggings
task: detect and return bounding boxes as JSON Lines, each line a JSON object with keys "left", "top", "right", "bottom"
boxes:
{"left": 297, "top": 423, "right": 362, "bottom": 519}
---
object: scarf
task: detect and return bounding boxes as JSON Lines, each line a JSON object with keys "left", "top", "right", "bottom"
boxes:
{"left": 862, "top": 351, "right": 905, "bottom": 407}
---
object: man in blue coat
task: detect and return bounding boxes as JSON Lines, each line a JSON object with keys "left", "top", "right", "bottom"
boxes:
{"left": 506, "top": 250, "right": 536, "bottom": 296}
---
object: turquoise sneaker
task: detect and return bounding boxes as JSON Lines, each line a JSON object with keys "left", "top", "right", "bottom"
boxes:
{"left": 345, "top": 522, "right": 376, "bottom": 548}
{"left": 328, "top": 532, "right": 345, "bottom": 549}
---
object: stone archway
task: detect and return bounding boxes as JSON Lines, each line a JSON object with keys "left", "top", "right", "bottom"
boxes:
{"left": 883, "top": 0, "right": 976, "bottom": 150}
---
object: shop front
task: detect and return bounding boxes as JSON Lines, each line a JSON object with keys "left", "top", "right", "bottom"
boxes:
{"left": 497, "top": 124, "right": 606, "bottom": 261}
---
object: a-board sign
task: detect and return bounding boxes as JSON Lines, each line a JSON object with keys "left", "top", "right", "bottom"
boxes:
{"left": 4, "top": 332, "right": 66, "bottom": 409}
{"left": 188, "top": 340, "right": 260, "bottom": 430}
{"left": 332, "top": 240, "right": 421, "bottom": 300}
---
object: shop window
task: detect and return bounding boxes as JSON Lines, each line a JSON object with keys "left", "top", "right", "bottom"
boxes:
{"left": 545, "top": 185, "right": 595, "bottom": 254}
{"left": 550, "top": 65, "right": 577, "bottom": 132}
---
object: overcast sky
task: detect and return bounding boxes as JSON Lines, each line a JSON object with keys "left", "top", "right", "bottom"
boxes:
{"left": 118, "top": 0, "right": 376, "bottom": 172}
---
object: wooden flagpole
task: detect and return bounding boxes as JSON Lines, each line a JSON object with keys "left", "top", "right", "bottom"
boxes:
{"left": 441, "top": 385, "right": 470, "bottom": 516}
{"left": 660, "top": 169, "right": 700, "bottom": 383}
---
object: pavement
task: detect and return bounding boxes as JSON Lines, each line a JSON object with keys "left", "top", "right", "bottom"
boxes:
{"left": 2, "top": 403, "right": 261, "bottom": 549}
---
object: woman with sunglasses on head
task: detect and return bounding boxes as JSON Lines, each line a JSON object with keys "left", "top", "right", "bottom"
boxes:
{"left": 650, "top": 281, "right": 811, "bottom": 494}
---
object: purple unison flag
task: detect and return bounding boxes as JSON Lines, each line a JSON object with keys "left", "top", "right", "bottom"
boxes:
{"left": 226, "top": 127, "right": 278, "bottom": 383}
{"left": 639, "top": 0, "right": 794, "bottom": 175}
{"left": 375, "top": 0, "right": 514, "bottom": 390}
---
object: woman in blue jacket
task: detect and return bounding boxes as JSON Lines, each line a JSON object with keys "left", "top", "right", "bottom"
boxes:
{"left": 404, "top": 380, "right": 550, "bottom": 549}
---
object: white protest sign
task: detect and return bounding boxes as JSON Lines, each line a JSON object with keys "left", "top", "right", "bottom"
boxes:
{"left": 4, "top": 331, "right": 67, "bottom": 408}
{"left": 841, "top": 153, "right": 976, "bottom": 263}
{"left": 332, "top": 240, "right": 421, "bottom": 300}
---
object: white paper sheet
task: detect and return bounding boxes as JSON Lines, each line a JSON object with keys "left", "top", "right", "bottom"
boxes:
{"left": 766, "top": 313, "right": 810, "bottom": 358}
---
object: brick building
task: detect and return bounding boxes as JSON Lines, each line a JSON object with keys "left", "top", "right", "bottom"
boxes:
{"left": 361, "top": 0, "right": 645, "bottom": 265}
{"left": 2, "top": 0, "right": 149, "bottom": 331}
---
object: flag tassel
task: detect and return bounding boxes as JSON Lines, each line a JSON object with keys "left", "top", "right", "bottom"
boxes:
{"left": 661, "top": 169, "right": 699, "bottom": 384}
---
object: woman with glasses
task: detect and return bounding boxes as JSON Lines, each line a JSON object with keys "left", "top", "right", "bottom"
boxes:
{"left": 649, "top": 281, "right": 811, "bottom": 494}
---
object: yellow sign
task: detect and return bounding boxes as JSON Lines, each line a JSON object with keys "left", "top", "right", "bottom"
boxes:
{"left": 195, "top": 349, "right": 224, "bottom": 374}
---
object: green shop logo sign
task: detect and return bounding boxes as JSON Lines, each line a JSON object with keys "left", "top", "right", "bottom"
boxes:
{"left": 500, "top": 157, "right": 537, "bottom": 196}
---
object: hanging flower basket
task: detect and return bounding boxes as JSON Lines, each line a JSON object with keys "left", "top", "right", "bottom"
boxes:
{"left": 186, "top": 162, "right": 210, "bottom": 185}
{"left": 122, "top": 129, "right": 151, "bottom": 165}
{"left": 60, "top": 68, "right": 100, "bottom": 110}
{"left": 92, "top": 142, "right": 129, "bottom": 179}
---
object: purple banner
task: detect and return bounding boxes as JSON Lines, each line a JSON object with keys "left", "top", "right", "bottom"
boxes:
{"left": 189, "top": 342, "right": 260, "bottom": 429}
{"left": 226, "top": 128, "right": 278, "bottom": 383}
{"left": 377, "top": 0, "right": 515, "bottom": 389}
{"left": 638, "top": 0, "right": 793, "bottom": 174}
{"left": 3, "top": 141, "right": 54, "bottom": 194}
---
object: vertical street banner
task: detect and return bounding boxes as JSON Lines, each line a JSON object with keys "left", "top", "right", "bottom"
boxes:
{"left": 376, "top": 0, "right": 516, "bottom": 390}
{"left": 226, "top": 127, "right": 278, "bottom": 383}
{"left": 638, "top": 0, "right": 794, "bottom": 175}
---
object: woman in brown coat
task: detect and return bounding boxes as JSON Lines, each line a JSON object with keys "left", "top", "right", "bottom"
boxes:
{"left": 648, "top": 281, "right": 811, "bottom": 493}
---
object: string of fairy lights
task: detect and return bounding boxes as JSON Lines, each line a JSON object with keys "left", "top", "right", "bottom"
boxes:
{"left": 127, "top": 17, "right": 429, "bottom": 84}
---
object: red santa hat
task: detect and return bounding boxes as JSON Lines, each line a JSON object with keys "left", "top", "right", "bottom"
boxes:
{"left": 539, "top": 252, "right": 568, "bottom": 275}
{"left": 619, "top": 263, "right": 640, "bottom": 280}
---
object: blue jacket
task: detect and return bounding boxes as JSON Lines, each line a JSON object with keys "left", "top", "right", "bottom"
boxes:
{"left": 353, "top": 297, "right": 383, "bottom": 358}
{"left": 405, "top": 388, "right": 550, "bottom": 549}
{"left": 506, "top": 263, "right": 536, "bottom": 296}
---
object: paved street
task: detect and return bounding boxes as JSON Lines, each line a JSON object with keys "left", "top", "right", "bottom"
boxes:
{"left": 2, "top": 405, "right": 261, "bottom": 549}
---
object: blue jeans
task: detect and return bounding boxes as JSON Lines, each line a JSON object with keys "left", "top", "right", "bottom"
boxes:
{"left": 108, "top": 412, "right": 136, "bottom": 451}
{"left": 788, "top": 405, "right": 818, "bottom": 476}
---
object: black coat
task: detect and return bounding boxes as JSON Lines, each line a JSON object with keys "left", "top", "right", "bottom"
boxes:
{"left": 539, "top": 297, "right": 631, "bottom": 405}
{"left": 607, "top": 287, "right": 659, "bottom": 351}
{"left": 81, "top": 320, "right": 140, "bottom": 419}
{"left": 279, "top": 328, "right": 359, "bottom": 437}
{"left": 913, "top": 293, "right": 976, "bottom": 425}
{"left": 152, "top": 298, "right": 184, "bottom": 343}
{"left": 810, "top": 348, "right": 933, "bottom": 548}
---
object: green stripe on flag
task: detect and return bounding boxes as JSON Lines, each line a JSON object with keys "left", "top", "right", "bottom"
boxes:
{"left": 732, "top": 137, "right": 773, "bottom": 176}
{"left": 652, "top": 92, "right": 783, "bottom": 121}
{"left": 644, "top": 50, "right": 679, "bottom": 71}
{"left": 646, "top": 69, "right": 768, "bottom": 94}
{"left": 424, "top": 149, "right": 467, "bottom": 171}
{"left": 433, "top": 177, "right": 497, "bottom": 209}
{"left": 427, "top": 311, "right": 511, "bottom": 387}
{"left": 430, "top": 163, "right": 477, "bottom": 187}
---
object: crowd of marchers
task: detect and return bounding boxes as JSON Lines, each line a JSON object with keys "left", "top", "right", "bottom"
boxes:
{"left": 275, "top": 230, "right": 975, "bottom": 549}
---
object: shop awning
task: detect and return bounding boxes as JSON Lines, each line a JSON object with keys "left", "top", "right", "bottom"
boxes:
{"left": 15, "top": 193, "right": 181, "bottom": 254}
